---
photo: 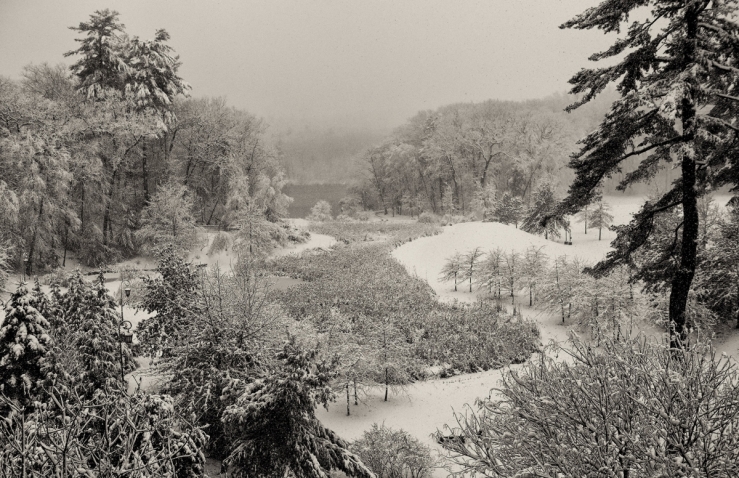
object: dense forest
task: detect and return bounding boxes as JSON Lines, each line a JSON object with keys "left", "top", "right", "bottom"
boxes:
{"left": 0, "top": 10, "right": 292, "bottom": 276}
{"left": 344, "top": 90, "right": 696, "bottom": 218}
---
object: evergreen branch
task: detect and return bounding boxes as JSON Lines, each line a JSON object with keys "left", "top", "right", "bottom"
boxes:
{"left": 716, "top": 93, "right": 739, "bottom": 103}
{"left": 708, "top": 60, "right": 739, "bottom": 75}
{"left": 617, "top": 135, "right": 684, "bottom": 164}
{"left": 698, "top": 114, "right": 739, "bottom": 133}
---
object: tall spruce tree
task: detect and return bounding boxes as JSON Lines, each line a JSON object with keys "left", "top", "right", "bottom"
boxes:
{"left": 556, "top": 0, "right": 739, "bottom": 347}
{"left": 65, "top": 9, "right": 128, "bottom": 98}
{"left": 0, "top": 283, "right": 52, "bottom": 405}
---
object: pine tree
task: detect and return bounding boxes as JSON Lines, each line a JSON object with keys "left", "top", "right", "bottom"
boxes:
{"left": 557, "top": 0, "right": 739, "bottom": 347}
{"left": 221, "top": 339, "right": 374, "bottom": 478}
{"left": 64, "top": 9, "right": 129, "bottom": 98}
{"left": 137, "top": 245, "right": 200, "bottom": 358}
{"left": 0, "top": 283, "right": 52, "bottom": 405}
{"left": 575, "top": 205, "right": 589, "bottom": 234}
{"left": 54, "top": 271, "right": 136, "bottom": 392}
{"left": 491, "top": 192, "right": 523, "bottom": 227}
{"left": 523, "top": 182, "right": 567, "bottom": 240}
{"left": 589, "top": 200, "right": 614, "bottom": 241}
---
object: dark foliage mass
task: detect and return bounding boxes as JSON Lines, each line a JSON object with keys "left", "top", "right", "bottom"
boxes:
{"left": 554, "top": 0, "right": 739, "bottom": 346}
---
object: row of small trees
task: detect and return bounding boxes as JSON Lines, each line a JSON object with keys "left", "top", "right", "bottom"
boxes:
{"left": 442, "top": 247, "right": 657, "bottom": 341}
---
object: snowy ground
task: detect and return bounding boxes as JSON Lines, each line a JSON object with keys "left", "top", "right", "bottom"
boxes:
{"left": 3, "top": 197, "right": 739, "bottom": 476}
{"left": 318, "top": 194, "right": 739, "bottom": 476}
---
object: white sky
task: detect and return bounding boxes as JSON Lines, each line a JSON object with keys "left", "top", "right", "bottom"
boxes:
{"left": 0, "top": 0, "right": 614, "bottom": 128}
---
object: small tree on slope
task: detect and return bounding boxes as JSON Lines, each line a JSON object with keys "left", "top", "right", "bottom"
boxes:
{"left": 554, "top": 0, "right": 739, "bottom": 348}
{"left": 523, "top": 182, "right": 567, "bottom": 240}
{"left": 440, "top": 252, "right": 463, "bottom": 292}
{"left": 0, "top": 283, "right": 52, "bottom": 406}
{"left": 461, "top": 247, "right": 485, "bottom": 292}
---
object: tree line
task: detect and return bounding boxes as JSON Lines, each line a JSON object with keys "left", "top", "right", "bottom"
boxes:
{"left": 0, "top": 9, "right": 290, "bottom": 277}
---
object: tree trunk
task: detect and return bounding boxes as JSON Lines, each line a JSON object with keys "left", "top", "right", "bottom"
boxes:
{"left": 530, "top": 286, "right": 533, "bottom": 307}
{"left": 142, "top": 140, "right": 150, "bottom": 205}
{"left": 384, "top": 367, "right": 388, "bottom": 402}
{"left": 80, "top": 186, "right": 85, "bottom": 234}
{"left": 62, "top": 222, "right": 69, "bottom": 267}
{"left": 346, "top": 383, "right": 350, "bottom": 416}
{"left": 354, "top": 378, "right": 358, "bottom": 405}
{"left": 27, "top": 199, "right": 45, "bottom": 277}
{"left": 668, "top": 7, "right": 699, "bottom": 349}
{"left": 599, "top": 227, "right": 602, "bottom": 241}
{"left": 103, "top": 169, "right": 117, "bottom": 246}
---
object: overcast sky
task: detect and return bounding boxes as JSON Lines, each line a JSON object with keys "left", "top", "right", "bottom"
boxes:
{"left": 0, "top": 0, "right": 614, "bottom": 129}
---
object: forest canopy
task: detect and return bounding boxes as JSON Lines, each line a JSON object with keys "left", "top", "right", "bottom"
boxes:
{"left": 0, "top": 9, "right": 291, "bottom": 274}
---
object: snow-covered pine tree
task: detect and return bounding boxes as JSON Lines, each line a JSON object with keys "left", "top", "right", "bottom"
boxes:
{"left": 0, "top": 283, "right": 52, "bottom": 406}
{"left": 697, "top": 201, "right": 739, "bottom": 328}
{"left": 491, "top": 192, "right": 523, "bottom": 227}
{"left": 522, "top": 182, "right": 567, "bottom": 240}
{"left": 52, "top": 271, "right": 136, "bottom": 393}
{"left": 221, "top": 338, "right": 374, "bottom": 478}
{"left": 136, "top": 245, "right": 200, "bottom": 358}
{"left": 588, "top": 200, "right": 614, "bottom": 241}
{"left": 556, "top": 0, "right": 739, "bottom": 347}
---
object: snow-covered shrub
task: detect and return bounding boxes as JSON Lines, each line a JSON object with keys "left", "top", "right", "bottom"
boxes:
{"left": 336, "top": 213, "right": 357, "bottom": 222}
{"left": 438, "top": 334, "right": 739, "bottom": 478}
{"left": 284, "top": 221, "right": 310, "bottom": 243}
{"left": 137, "top": 182, "right": 198, "bottom": 254}
{"left": 308, "top": 200, "right": 333, "bottom": 221}
{"left": 353, "top": 423, "right": 437, "bottom": 478}
{"left": 417, "top": 211, "right": 439, "bottom": 224}
{"left": 0, "top": 385, "right": 207, "bottom": 477}
{"left": 42, "top": 267, "right": 73, "bottom": 287}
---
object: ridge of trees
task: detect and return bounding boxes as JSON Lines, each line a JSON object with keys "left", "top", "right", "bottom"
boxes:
{"left": 0, "top": 9, "right": 291, "bottom": 276}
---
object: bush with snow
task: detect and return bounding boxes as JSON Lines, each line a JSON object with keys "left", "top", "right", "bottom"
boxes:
{"left": 438, "top": 334, "right": 739, "bottom": 477}
{"left": 417, "top": 211, "right": 440, "bottom": 224}
{"left": 308, "top": 200, "right": 333, "bottom": 222}
{"left": 353, "top": 423, "right": 437, "bottom": 478}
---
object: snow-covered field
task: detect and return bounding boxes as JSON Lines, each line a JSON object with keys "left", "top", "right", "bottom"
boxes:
{"left": 319, "top": 194, "right": 739, "bottom": 476}
{"left": 3, "top": 195, "right": 738, "bottom": 476}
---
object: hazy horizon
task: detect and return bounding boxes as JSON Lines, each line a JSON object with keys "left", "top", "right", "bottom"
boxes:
{"left": 1, "top": 0, "right": 614, "bottom": 131}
